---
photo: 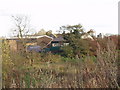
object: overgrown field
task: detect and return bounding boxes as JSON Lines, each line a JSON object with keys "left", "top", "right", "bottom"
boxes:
{"left": 1, "top": 36, "right": 120, "bottom": 88}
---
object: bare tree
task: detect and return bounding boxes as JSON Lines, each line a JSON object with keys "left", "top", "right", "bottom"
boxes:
{"left": 11, "top": 15, "right": 32, "bottom": 38}
{"left": 10, "top": 15, "right": 34, "bottom": 54}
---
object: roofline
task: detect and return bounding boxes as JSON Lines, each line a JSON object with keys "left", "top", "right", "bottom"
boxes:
{"left": 6, "top": 35, "right": 53, "bottom": 40}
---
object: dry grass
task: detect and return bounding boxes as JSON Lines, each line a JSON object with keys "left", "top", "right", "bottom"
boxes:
{"left": 2, "top": 38, "right": 119, "bottom": 88}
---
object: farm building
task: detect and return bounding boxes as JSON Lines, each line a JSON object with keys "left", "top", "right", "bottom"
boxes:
{"left": 6, "top": 35, "right": 66, "bottom": 52}
{"left": 6, "top": 35, "right": 53, "bottom": 52}
{"left": 6, "top": 33, "right": 94, "bottom": 52}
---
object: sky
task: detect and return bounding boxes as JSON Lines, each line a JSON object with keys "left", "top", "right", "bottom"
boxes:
{"left": 0, "top": 0, "right": 119, "bottom": 37}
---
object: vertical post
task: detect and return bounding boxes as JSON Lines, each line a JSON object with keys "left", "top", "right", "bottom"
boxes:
{"left": 0, "top": 38, "right": 2, "bottom": 89}
{"left": 118, "top": 1, "right": 120, "bottom": 87}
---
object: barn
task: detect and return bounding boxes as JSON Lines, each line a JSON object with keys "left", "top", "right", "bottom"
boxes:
{"left": 7, "top": 35, "right": 53, "bottom": 52}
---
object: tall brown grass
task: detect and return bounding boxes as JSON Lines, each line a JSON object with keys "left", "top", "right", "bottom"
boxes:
{"left": 2, "top": 37, "right": 119, "bottom": 88}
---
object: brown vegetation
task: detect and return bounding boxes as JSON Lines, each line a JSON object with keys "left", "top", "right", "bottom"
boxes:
{"left": 2, "top": 35, "right": 119, "bottom": 88}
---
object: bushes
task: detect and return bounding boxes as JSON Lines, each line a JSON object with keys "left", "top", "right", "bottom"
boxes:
{"left": 40, "top": 52, "right": 62, "bottom": 63}
{"left": 96, "top": 38, "right": 118, "bottom": 87}
{"left": 61, "top": 39, "right": 90, "bottom": 59}
{"left": 2, "top": 40, "right": 14, "bottom": 88}
{"left": 2, "top": 35, "right": 119, "bottom": 88}
{"left": 61, "top": 46, "right": 74, "bottom": 58}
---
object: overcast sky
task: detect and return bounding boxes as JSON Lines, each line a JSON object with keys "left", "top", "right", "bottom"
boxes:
{"left": 0, "top": 0, "right": 118, "bottom": 37}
